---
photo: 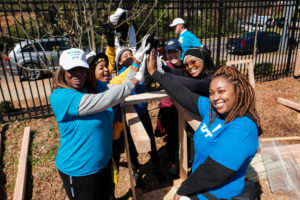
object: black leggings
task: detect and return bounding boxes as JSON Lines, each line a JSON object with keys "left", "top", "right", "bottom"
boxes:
{"left": 58, "top": 161, "right": 114, "bottom": 200}
{"left": 158, "top": 106, "right": 179, "bottom": 164}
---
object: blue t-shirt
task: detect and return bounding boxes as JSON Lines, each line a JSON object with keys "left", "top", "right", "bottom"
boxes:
{"left": 193, "top": 96, "right": 259, "bottom": 199}
{"left": 178, "top": 30, "right": 202, "bottom": 60}
{"left": 119, "top": 66, "right": 148, "bottom": 116}
{"left": 50, "top": 83, "right": 114, "bottom": 176}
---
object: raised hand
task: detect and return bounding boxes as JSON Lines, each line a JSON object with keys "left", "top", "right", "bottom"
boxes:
{"left": 101, "top": 23, "right": 115, "bottom": 47}
{"left": 146, "top": 49, "right": 157, "bottom": 76}
{"left": 134, "top": 41, "right": 151, "bottom": 63}
{"left": 134, "top": 55, "right": 147, "bottom": 82}
{"left": 156, "top": 55, "right": 165, "bottom": 74}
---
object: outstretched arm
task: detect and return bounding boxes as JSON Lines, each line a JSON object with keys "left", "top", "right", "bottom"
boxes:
{"left": 78, "top": 78, "right": 136, "bottom": 116}
{"left": 164, "top": 73, "right": 212, "bottom": 97}
{"left": 147, "top": 50, "right": 200, "bottom": 116}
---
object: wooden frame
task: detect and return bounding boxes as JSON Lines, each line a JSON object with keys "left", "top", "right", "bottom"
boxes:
{"left": 120, "top": 91, "right": 169, "bottom": 200}
{"left": 121, "top": 91, "right": 202, "bottom": 199}
{"left": 120, "top": 90, "right": 274, "bottom": 199}
{"left": 13, "top": 127, "right": 31, "bottom": 200}
{"left": 226, "top": 59, "right": 255, "bottom": 88}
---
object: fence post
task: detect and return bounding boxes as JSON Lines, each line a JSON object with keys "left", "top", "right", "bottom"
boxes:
{"left": 180, "top": 0, "right": 184, "bottom": 18}
{"left": 286, "top": 0, "right": 299, "bottom": 76}
{"left": 216, "top": 0, "right": 224, "bottom": 68}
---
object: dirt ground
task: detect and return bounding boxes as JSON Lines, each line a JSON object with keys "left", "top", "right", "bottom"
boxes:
{"left": 1, "top": 76, "right": 300, "bottom": 200}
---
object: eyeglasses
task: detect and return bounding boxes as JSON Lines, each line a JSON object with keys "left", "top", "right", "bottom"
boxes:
{"left": 184, "top": 59, "right": 198, "bottom": 70}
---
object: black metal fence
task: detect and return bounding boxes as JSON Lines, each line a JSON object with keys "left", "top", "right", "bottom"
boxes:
{"left": 0, "top": 0, "right": 299, "bottom": 122}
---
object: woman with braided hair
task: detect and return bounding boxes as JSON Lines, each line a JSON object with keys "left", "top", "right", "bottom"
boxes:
{"left": 147, "top": 49, "right": 262, "bottom": 200}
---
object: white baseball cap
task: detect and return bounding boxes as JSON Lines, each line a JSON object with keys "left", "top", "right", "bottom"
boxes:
{"left": 169, "top": 17, "right": 185, "bottom": 27}
{"left": 59, "top": 48, "right": 89, "bottom": 70}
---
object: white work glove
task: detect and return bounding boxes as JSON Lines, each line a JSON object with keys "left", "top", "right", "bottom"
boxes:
{"left": 134, "top": 34, "right": 151, "bottom": 63}
{"left": 156, "top": 55, "right": 165, "bottom": 74}
{"left": 134, "top": 55, "right": 147, "bottom": 82}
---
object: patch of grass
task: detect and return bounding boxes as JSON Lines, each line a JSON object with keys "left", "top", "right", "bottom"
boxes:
{"left": 1, "top": 117, "right": 63, "bottom": 199}
{"left": 0, "top": 101, "right": 14, "bottom": 114}
{"left": 254, "top": 63, "right": 273, "bottom": 76}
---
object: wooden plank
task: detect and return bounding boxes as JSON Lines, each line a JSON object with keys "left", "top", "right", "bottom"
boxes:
{"left": 123, "top": 105, "right": 151, "bottom": 154}
{"left": 121, "top": 90, "right": 169, "bottom": 106}
{"left": 173, "top": 101, "right": 201, "bottom": 131}
{"left": 13, "top": 127, "right": 31, "bottom": 200}
{"left": 121, "top": 108, "right": 137, "bottom": 200}
{"left": 173, "top": 178, "right": 183, "bottom": 190}
{"left": 277, "top": 97, "right": 300, "bottom": 111}
{"left": 260, "top": 136, "right": 300, "bottom": 142}
{"left": 226, "top": 59, "right": 255, "bottom": 88}
{"left": 178, "top": 107, "right": 188, "bottom": 181}
{"left": 294, "top": 49, "right": 300, "bottom": 77}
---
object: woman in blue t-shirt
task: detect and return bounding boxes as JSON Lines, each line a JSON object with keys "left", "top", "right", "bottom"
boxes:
{"left": 50, "top": 47, "right": 147, "bottom": 200}
{"left": 146, "top": 49, "right": 262, "bottom": 200}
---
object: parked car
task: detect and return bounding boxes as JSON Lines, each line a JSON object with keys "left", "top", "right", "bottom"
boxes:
{"left": 245, "top": 22, "right": 266, "bottom": 32}
{"left": 226, "top": 31, "right": 281, "bottom": 54}
{"left": 266, "top": 18, "right": 275, "bottom": 27}
{"left": 274, "top": 17, "right": 285, "bottom": 28}
{"left": 3, "top": 37, "right": 70, "bottom": 80}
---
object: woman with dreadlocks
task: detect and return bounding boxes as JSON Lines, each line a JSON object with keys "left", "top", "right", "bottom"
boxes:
{"left": 146, "top": 49, "right": 262, "bottom": 200}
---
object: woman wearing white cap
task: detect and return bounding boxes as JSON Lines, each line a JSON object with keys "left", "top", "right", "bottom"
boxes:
{"left": 50, "top": 46, "right": 148, "bottom": 200}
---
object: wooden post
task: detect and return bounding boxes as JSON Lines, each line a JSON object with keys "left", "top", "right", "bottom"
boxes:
{"left": 13, "top": 127, "right": 31, "bottom": 200}
{"left": 121, "top": 108, "right": 137, "bottom": 200}
{"left": 178, "top": 109, "right": 188, "bottom": 181}
{"left": 226, "top": 59, "right": 255, "bottom": 88}
{"left": 173, "top": 101, "right": 202, "bottom": 181}
{"left": 294, "top": 49, "right": 300, "bottom": 77}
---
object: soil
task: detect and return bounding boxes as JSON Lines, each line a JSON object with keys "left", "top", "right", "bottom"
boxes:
{"left": 1, "top": 76, "right": 300, "bottom": 200}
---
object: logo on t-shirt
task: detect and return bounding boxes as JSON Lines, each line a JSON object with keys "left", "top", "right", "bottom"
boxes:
{"left": 200, "top": 123, "right": 222, "bottom": 138}
{"left": 178, "top": 37, "right": 183, "bottom": 44}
